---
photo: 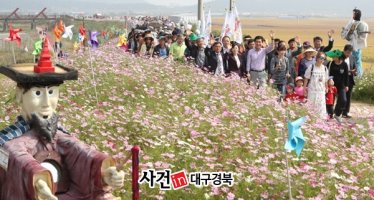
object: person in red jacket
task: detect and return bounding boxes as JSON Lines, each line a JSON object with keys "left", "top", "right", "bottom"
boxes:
{"left": 326, "top": 77, "right": 337, "bottom": 119}
{"left": 284, "top": 84, "right": 298, "bottom": 102}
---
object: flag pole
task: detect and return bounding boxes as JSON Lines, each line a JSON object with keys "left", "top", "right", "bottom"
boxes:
{"left": 198, "top": 0, "right": 204, "bottom": 21}
{"left": 229, "top": 0, "right": 233, "bottom": 12}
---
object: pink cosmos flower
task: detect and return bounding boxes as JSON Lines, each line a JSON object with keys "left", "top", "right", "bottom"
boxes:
{"left": 368, "top": 189, "right": 374, "bottom": 198}
{"left": 227, "top": 192, "right": 235, "bottom": 200}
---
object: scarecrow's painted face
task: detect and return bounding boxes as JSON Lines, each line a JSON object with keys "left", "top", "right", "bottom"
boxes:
{"left": 17, "top": 86, "right": 60, "bottom": 120}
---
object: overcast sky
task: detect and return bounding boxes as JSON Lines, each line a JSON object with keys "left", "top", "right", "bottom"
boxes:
{"left": 0, "top": 0, "right": 373, "bottom": 17}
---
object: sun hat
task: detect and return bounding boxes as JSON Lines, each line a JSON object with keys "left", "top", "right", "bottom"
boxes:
{"left": 144, "top": 33, "right": 154, "bottom": 41}
{"left": 303, "top": 47, "right": 317, "bottom": 56}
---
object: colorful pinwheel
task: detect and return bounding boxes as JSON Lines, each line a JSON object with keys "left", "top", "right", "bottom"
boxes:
{"left": 79, "top": 25, "right": 86, "bottom": 39}
{"left": 89, "top": 31, "right": 100, "bottom": 49}
{"left": 285, "top": 117, "right": 306, "bottom": 157}
{"left": 4, "top": 24, "right": 22, "bottom": 46}
{"left": 32, "top": 39, "right": 43, "bottom": 56}
{"left": 73, "top": 41, "right": 80, "bottom": 51}
{"left": 53, "top": 24, "right": 63, "bottom": 42}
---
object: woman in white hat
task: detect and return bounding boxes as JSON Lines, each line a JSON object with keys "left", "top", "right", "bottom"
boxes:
{"left": 140, "top": 33, "right": 155, "bottom": 56}
{"left": 304, "top": 51, "right": 329, "bottom": 119}
{"left": 298, "top": 47, "right": 317, "bottom": 78}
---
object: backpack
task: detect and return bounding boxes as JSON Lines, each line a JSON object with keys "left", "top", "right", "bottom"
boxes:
{"left": 307, "top": 62, "right": 330, "bottom": 87}
{"left": 310, "top": 61, "right": 332, "bottom": 77}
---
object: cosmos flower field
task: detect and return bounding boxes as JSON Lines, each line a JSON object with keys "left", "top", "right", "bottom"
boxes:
{"left": 0, "top": 43, "right": 373, "bottom": 199}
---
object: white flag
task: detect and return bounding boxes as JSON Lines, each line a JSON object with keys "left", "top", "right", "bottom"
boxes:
{"left": 220, "top": 11, "right": 229, "bottom": 39}
{"left": 233, "top": 6, "right": 243, "bottom": 44}
{"left": 200, "top": 9, "right": 205, "bottom": 37}
{"left": 62, "top": 25, "right": 74, "bottom": 40}
{"left": 204, "top": 10, "right": 212, "bottom": 45}
{"left": 220, "top": 10, "right": 235, "bottom": 40}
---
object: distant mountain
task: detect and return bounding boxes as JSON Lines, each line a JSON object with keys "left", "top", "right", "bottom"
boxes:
{"left": 0, "top": 0, "right": 373, "bottom": 17}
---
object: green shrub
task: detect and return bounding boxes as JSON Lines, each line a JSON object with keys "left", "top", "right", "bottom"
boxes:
{"left": 352, "top": 73, "right": 374, "bottom": 104}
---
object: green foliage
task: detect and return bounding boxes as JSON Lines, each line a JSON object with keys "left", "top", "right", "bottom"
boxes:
{"left": 352, "top": 73, "right": 374, "bottom": 104}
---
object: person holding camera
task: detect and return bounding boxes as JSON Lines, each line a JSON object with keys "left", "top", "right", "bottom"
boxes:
{"left": 270, "top": 45, "right": 290, "bottom": 97}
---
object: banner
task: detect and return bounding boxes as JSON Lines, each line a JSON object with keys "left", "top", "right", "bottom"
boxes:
{"left": 233, "top": 6, "right": 243, "bottom": 44}
{"left": 220, "top": 10, "right": 235, "bottom": 41}
{"left": 203, "top": 10, "right": 212, "bottom": 45}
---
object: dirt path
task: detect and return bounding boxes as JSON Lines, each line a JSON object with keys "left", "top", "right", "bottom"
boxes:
{"left": 350, "top": 102, "right": 374, "bottom": 118}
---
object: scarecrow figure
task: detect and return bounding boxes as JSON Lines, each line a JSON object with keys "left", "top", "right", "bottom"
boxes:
{"left": 0, "top": 38, "right": 124, "bottom": 200}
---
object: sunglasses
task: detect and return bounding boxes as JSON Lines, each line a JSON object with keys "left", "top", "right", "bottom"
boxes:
{"left": 319, "top": 56, "right": 326, "bottom": 60}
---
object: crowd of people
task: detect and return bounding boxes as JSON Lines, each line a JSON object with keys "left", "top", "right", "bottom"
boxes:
{"left": 117, "top": 9, "right": 368, "bottom": 123}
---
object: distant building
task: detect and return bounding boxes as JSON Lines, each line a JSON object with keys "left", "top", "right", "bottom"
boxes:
{"left": 170, "top": 15, "right": 197, "bottom": 24}
{"left": 93, "top": 13, "right": 105, "bottom": 19}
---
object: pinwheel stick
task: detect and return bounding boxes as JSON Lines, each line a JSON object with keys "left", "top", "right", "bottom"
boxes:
{"left": 284, "top": 146, "right": 293, "bottom": 200}
{"left": 283, "top": 110, "right": 293, "bottom": 200}
{"left": 55, "top": 43, "right": 59, "bottom": 60}
{"left": 11, "top": 43, "right": 16, "bottom": 64}
{"left": 88, "top": 47, "right": 99, "bottom": 105}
